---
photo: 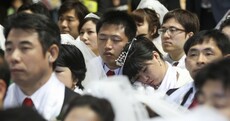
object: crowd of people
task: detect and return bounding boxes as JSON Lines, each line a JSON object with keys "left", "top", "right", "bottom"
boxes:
{"left": 0, "top": 0, "right": 230, "bottom": 121}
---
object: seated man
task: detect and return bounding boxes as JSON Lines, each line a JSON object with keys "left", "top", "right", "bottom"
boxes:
{"left": 195, "top": 57, "right": 230, "bottom": 120}
{"left": 160, "top": 9, "right": 199, "bottom": 69}
{"left": 3, "top": 13, "right": 79, "bottom": 120}
{"left": 166, "top": 29, "right": 230, "bottom": 109}
{"left": 83, "top": 10, "right": 137, "bottom": 85}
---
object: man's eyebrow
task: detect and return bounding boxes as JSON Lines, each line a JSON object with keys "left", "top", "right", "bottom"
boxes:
{"left": 19, "top": 41, "right": 33, "bottom": 46}
{"left": 188, "top": 48, "right": 198, "bottom": 53}
{"left": 5, "top": 41, "right": 12, "bottom": 46}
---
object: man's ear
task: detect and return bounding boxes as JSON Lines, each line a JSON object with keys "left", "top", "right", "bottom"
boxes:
{"left": 185, "top": 57, "right": 189, "bottom": 70}
{"left": 47, "top": 44, "right": 59, "bottom": 63}
{"left": 186, "top": 32, "right": 194, "bottom": 39}
{"left": 0, "top": 79, "right": 7, "bottom": 101}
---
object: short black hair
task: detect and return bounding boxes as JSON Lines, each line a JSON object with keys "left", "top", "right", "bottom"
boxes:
{"left": 96, "top": 10, "right": 137, "bottom": 42}
{"left": 58, "top": 0, "right": 89, "bottom": 26}
{"left": 0, "top": 49, "right": 10, "bottom": 88}
{"left": 4, "top": 13, "right": 61, "bottom": 55}
{"left": 0, "top": 106, "right": 46, "bottom": 121}
{"left": 184, "top": 29, "right": 230, "bottom": 55}
{"left": 17, "top": 2, "right": 51, "bottom": 18}
{"left": 195, "top": 57, "right": 230, "bottom": 92}
{"left": 163, "top": 8, "right": 200, "bottom": 34}
{"left": 123, "top": 35, "right": 163, "bottom": 82}
{"left": 56, "top": 44, "right": 86, "bottom": 89}
{"left": 63, "top": 95, "right": 114, "bottom": 121}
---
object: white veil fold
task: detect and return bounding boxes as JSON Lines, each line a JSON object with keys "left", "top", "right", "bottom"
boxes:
{"left": 84, "top": 76, "right": 149, "bottom": 121}
{"left": 137, "top": 0, "right": 168, "bottom": 23}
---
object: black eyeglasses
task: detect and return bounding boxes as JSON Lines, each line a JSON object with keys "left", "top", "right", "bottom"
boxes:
{"left": 158, "top": 27, "right": 186, "bottom": 36}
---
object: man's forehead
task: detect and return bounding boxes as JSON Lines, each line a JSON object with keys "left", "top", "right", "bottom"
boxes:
{"left": 189, "top": 40, "right": 218, "bottom": 51}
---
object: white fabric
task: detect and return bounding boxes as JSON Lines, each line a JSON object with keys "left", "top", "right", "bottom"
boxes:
{"left": 60, "top": 34, "right": 96, "bottom": 63}
{"left": 0, "top": 25, "right": 5, "bottom": 50}
{"left": 84, "top": 76, "right": 149, "bottom": 121}
{"left": 4, "top": 73, "right": 65, "bottom": 120}
{"left": 166, "top": 82, "right": 195, "bottom": 108}
{"left": 152, "top": 37, "right": 167, "bottom": 56}
{"left": 135, "top": 92, "right": 188, "bottom": 119}
{"left": 164, "top": 54, "right": 186, "bottom": 69}
{"left": 137, "top": 0, "right": 168, "bottom": 24}
{"left": 147, "top": 106, "right": 228, "bottom": 121}
{"left": 133, "top": 62, "right": 191, "bottom": 94}
{"left": 82, "top": 56, "right": 123, "bottom": 87}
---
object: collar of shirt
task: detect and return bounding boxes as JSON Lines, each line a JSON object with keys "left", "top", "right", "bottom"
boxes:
{"left": 12, "top": 73, "right": 65, "bottom": 120}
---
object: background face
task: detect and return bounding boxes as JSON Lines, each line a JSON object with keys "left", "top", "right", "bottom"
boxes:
{"left": 198, "top": 80, "right": 230, "bottom": 119}
{"left": 58, "top": 9, "right": 80, "bottom": 39}
{"left": 161, "top": 18, "right": 189, "bottom": 55}
{"left": 64, "top": 106, "right": 100, "bottom": 121}
{"left": 97, "top": 24, "right": 128, "bottom": 69}
{"left": 5, "top": 28, "right": 51, "bottom": 88}
{"left": 80, "top": 20, "right": 98, "bottom": 55}
{"left": 136, "top": 18, "right": 151, "bottom": 38}
{"left": 185, "top": 40, "right": 223, "bottom": 78}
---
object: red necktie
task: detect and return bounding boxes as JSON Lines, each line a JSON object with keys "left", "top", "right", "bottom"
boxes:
{"left": 23, "top": 98, "right": 34, "bottom": 107}
{"left": 106, "top": 70, "right": 115, "bottom": 76}
{"left": 188, "top": 95, "right": 198, "bottom": 109}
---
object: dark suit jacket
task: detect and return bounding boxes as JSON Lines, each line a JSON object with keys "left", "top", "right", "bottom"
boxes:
{"left": 57, "top": 87, "right": 80, "bottom": 120}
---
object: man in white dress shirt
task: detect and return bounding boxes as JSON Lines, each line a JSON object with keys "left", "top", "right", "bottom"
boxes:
{"left": 159, "top": 9, "right": 200, "bottom": 69}
{"left": 3, "top": 13, "right": 79, "bottom": 120}
{"left": 83, "top": 10, "right": 137, "bottom": 85}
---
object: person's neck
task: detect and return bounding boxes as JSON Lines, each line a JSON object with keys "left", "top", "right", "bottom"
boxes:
{"left": 19, "top": 71, "right": 53, "bottom": 96}
{"left": 169, "top": 51, "right": 185, "bottom": 61}
{"left": 105, "top": 63, "right": 119, "bottom": 70}
{"left": 152, "top": 61, "right": 168, "bottom": 89}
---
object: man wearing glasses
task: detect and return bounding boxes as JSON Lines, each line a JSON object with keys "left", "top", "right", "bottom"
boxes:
{"left": 158, "top": 9, "right": 200, "bottom": 69}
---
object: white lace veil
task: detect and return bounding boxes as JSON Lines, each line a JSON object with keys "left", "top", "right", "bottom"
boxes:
{"left": 60, "top": 34, "right": 96, "bottom": 63}
{"left": 83, "top": 76, "right": 149, "bottom": 121}
{"left": 137, "top": 0, "right": 168, "bottom": 24}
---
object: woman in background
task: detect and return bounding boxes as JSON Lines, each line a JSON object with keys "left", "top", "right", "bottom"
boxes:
{"left": 55, "top": 44, "right": 86, "bottom": 93}
{"left": 79, "top": 13, "right": 100, "bottom": 56}
{"left": 131, "top": 8, "right": 166, "bottom": 56}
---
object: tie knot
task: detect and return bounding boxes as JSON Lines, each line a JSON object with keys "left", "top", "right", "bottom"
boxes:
{"left": 172, "top": 61, "right": 179, "bottom": 66}
{"left": 106, "top": 70, "right": 115, "bottom": 76}
{"left": 23, "top": 98, "right": 34, "bottom": 107}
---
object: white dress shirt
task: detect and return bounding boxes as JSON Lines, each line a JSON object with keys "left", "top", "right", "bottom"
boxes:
{"left": 164, "top": 54, "right": 186, "bottom": 69}
{"left": 4, "top": 73, "right": 65, "bottom": 120}
{"left": 82, "top": 56, "right": 123, "bottom": 87}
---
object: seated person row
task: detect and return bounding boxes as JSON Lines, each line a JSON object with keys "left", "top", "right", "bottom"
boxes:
{"left": 166, "top": 29, "right": 230, "bottom": 109}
